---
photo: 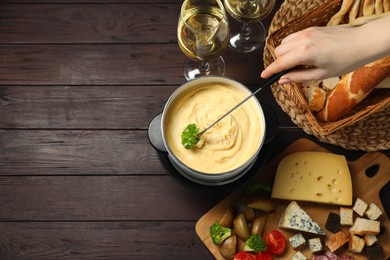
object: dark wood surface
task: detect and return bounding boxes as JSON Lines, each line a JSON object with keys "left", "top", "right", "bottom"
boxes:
{"left": 0, "top": 1, "right": 388, "bottom": 259}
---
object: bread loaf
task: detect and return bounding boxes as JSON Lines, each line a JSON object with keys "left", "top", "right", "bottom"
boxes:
{"left": 363, "top": 0, "right": 375, "bottom": 15}
{"left": 297, "top": 0, "right": 390, "bottom": 122}
{"left": 302, "top": 81, "right": 326, "bottom": 112}
{"left": 385, "top": 0, "right": 390, "bottom": 11}
{"left": 375, "top": 0, "right": 384, "bottom": 14}
{"left": 317, "top": 56, "right": 390, "bottom": 122}
{"left": 327, "top": 0, "right": 355, "bottom": 25}
{"left": 349, "top": 0, "right": 361, "bottom": 22}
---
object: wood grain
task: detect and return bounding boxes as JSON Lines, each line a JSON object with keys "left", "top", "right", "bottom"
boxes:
{"left": 0, "top": 44, "right": 268, "bottom": 85}
{"left": 0, "top": 130, "right": 162, "bottom": 175}
{"left": 0, "top": 2, "right": 280, "bottom": 46}
{"left": 0, "top": 86, "right": 292, "bottom": 129}
{"left": 0, "top": 1, "right": 387, "bottom": 259}
{"left": 0, "top": 130, "right": 369, "bottom": 177}
{"left": 0, "top": 44, "right": 182, "bottom": 85}
{"left": 196, "top": 139, "right": 390, "bottom": 259}
{"left": 0, "top": 175, "right": 226, "bottom": 221}
{"left": 2, "top": 0, "right": 185, "bottom": 3}
{"left": 0, "top": 4, "right": 180, "bottom": 44}
{"left": 0, "top": 221, "right": 212, "bottom": 259}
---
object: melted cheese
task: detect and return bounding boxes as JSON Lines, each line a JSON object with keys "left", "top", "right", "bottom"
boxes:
{"left": 164, "top": 82, "right": 264, "bottom": 174}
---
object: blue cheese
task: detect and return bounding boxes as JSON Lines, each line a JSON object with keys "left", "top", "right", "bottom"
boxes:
{"left": 289, "top": 233, "right": 306, "bottom": 249}
{"left": 278, "top": 201, "right": 326, "bottom": 235}
{"left": 308, "top": 237, "right": 323, "bottom": 253}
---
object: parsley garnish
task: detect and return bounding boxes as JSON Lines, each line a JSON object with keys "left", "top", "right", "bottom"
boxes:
{"left": 181, "top": 123, "right": 200, "bottom": 149}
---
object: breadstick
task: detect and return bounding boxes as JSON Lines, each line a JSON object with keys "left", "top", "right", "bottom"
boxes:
{"left": 384, "top": 0, "right": 390, "bottom": 11}
{"left": 327, "top": 0, "right": 355, "bottom": 25}
{"left": 375, "top": 0, "right": 384, "bottom": 13}
{"left": 349, "top": 0, "right": 361, "bottom": 22}
{"left": 363, "top": 0, "right": 375, "bottom": 15}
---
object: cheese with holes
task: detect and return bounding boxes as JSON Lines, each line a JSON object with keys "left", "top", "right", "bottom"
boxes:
{"left": 271, "top": 152, "right": 352, "bottom": 205}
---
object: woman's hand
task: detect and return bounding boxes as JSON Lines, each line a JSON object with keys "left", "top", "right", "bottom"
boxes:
{"left": 261, "top": 14, "right": 390, "bottom": 84}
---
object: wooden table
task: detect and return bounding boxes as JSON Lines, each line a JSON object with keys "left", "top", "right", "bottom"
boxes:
{"left": 0, "top": 1, "right": 388, "bottom": 259}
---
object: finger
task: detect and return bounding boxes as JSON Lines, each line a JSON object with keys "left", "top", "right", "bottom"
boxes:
{"left": 262, "top": 36, "right": 319, "bottom": 79}
{"left": 261, "top": 59, "right": 292, "bottom": 79}
{"left": 280, "top": 30, "right": 301, "bottom": 44}
{"left": 274, "top": 37, "right": 302, "bottom": 57}
{"left": 262, "top": 49, "right": 310, "bottom": 79}
{"left": 279, "top": 67, "right": 328, "bottom": 83}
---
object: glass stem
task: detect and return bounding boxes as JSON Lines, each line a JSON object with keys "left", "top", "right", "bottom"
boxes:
{"left": 241, "top": 23, "right": 251, "bottom": 42}
{"left": 200, "top": 61, "right": 210, "bottom": 75}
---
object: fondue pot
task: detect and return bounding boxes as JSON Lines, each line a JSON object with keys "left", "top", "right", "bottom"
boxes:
{"left": 148, "top": 76, "right": 277, "bottom": 192}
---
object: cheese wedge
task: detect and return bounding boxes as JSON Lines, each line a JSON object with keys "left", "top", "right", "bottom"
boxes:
{"left": 271, "top": 152, "right": 352, "bottom": 205}
{"left": 279, "top": 201, "right": 326, "bottom": 235}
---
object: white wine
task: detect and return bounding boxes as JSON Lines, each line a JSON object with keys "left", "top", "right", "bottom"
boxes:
{"left": 224, "top": 0, "right": 274, "bottom": 23}
{"left": 178, "top": 6, "right": 229, "bottom": 61}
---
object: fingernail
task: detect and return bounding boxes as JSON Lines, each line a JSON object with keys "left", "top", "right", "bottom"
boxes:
{"left": 279, "top": 78, "right": 291, "bottom": 85}
{"left": 260, "top": 71, "right": 266, "bottom": 78}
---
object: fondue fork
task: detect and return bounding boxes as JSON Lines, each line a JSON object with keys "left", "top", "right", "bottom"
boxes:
{"left": 196, "top": 69, "right": 291, "bottom": 138}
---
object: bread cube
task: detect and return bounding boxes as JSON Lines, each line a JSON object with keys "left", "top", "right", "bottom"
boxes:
{"left": 365, "top": 203, "right": 382, "bottom": 220}
{"left": 352, "top": 197, "right": 368, "bottom": 216}
{"left": 348, "top": 234, "right": 365, "bottom": 253}
{"left": 349, "top": 217, "right": 380, "bottom": 235}
{"left": 363, "top": 234, "right": 378, "bottom": 246}
{"left": 326, "top": 231, "right": 349, "bottom": 252}
{"left": 340, "top": 207, "right": 353, "bottom": 226}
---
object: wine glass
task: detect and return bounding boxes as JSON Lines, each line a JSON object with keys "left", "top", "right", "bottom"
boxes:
{"left": 177, "top": 0, "right": 230, "bottom": 81}
{"left": 224, "top": 0, "right": 275, "bottom": 53}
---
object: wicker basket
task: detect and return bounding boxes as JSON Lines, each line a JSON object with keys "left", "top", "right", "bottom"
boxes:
{"left": 264, "top": 0, "right": 390, "bottom": 151}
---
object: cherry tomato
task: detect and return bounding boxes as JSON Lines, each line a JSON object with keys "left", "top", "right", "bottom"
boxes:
{"left": 264, "top": 230, "right": 287, "bottom": 255}
{"left": 255, "top": 249, "right": 273, "bottom": 260}
{"left": 234, "top": 251, "right": 256, "bottom": 260}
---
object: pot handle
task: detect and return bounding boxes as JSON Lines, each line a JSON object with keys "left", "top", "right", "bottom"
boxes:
{"left": 147, "top": 113, "right": 168, "bottom": 153}
{"left": 262, "top": 102, "right": 278, "bottom": 144}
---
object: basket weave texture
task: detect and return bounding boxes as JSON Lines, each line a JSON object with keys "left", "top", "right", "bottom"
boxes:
{"left": 264, "top": 0, "right": 390, "bottom": 151}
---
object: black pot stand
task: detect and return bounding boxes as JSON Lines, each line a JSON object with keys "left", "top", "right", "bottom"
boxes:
{"left": 148, "top": 102, "right": 278, "bottom": 194}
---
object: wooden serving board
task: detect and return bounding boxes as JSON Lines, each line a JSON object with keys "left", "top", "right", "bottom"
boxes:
{"left": 195, "top": 138, "right": 390, "bottom": 260}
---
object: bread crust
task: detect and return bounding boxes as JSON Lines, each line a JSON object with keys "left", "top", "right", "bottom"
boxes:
{"left": 327, "top": 0, "right": 355, "bottom": 25}
{"left": 363, "top": 0, "right": 375, "bottom": 15}
{"left": 318, "top": 56, "right": 390, "bottom": 122}
{"left": 298, "top": 0, "right": 390, "bottom": 122}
